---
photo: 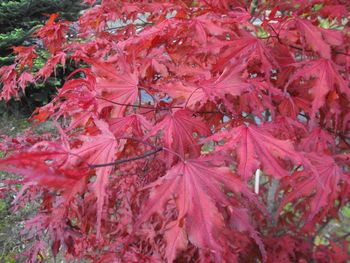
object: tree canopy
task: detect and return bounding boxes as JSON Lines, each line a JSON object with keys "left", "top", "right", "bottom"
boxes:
{"left": 0, "top": 0, "right": 350, "bottom": 262}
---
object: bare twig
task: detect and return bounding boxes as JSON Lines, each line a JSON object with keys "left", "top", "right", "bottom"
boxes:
{"left": 96, "top": 96, "right": 182, "bottom": 110}
{"left": 88, "top": 147, "right": 163, "bottom": 168}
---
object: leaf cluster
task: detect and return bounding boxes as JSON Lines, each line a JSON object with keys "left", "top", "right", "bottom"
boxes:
{"left": 0, "top": 0, "right": 350, "bottom": 262}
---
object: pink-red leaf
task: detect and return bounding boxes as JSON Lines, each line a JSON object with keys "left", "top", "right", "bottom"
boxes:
{"left": 147, "top": 109, "right": 210, "bottom": 158}
{"left": 208, "top": 125, "right": 306, "bottom": 180}
{"left": 137, "top": 158, "right": 265, "bottom": 261}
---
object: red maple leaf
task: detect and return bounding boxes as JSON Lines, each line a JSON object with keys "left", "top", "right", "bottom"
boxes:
{"left": 137, "top": 157, "right": 266, "bottom": 262}
{"left": 207, "top": 124, "right": 307, "bottom": 181}
{"left": 88, "top": 56, "right": 139, "bottom": 117}
{"left": 146, "top": 109, "right": 210, "bottom": 159}
{"left": 0, "top": 152, "right": 80, "bottom": 189}
{"left": 278, "top": 153, "right": 344, "bottom": 223}
{"left": 12, "top": 46, "right": 37, "bottom": 70}
{"left": 287, "top": 58, "right": 350, "bottom": 126}
{"left": 65, "top": 119, "right": 120, "bottom": 239}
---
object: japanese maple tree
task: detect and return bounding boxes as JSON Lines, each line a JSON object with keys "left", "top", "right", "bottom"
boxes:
{"left": 1, "top": 0, "right": 350, "bottom": 262}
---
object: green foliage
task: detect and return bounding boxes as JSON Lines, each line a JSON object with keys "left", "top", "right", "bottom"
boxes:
{"left": 0, "top": 0, "right": 85, "bottom": 115}
{"left": 0, "top": 0, "right": 84, "bottom": 64}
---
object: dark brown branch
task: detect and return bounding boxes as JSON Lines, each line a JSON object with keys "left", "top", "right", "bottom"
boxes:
{"left": 88, "top": 147, "right": 163, "bottom": 168}
{"left": 97, "top": 96, "right": 224, "bottom": 115}
{"left": 339, "top": 133, "right": 350, "bottom": 149}
{"left": 335, "top": 232, "right": 350, "bottom": 242}
{"left": 96, "top": 96, "right": 182, "bottom": 110}
{"left": 117, "top": 136, "right": 161, "bottom": 150}
{"left": 193, "top": 111, "right": 221, "bottom": 115}
{"left": 335, "top": 51, "right": 350, "bottom": 57}
{"left": 105, "top": 21, "right": 154, "bottom": 32}
{"left": 287, "top": 42, "right": 350, "bottom": 57}
{"left": 96, "top": 96, "right": 156, "bottom": 109}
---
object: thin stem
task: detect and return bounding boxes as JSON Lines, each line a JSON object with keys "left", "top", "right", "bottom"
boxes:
{"left": 96, "top": 96, "right": 183, "bottom": 110}
{"left": 88, "top": 147, "right": 163, "bottom": 168}
{"left": 184, "top": 87, "right": 200, "bottom": 109}
{"left": 105, "top": 22, "right": 153, "bottom": 32}
{"left": 162, "top": 146, "right": 185, "bottom": 162}
{"left": 96, "top": 96, "right": 156, "bottom": 109}
{"left": 335, "top": 232, "right": 350, "bottom": 242}
{"left": 116, "top": 136, "right": 158, "bottom": 149}
{"left": 335, "top": 51, "right": 350, "bottom": 57}
{"left": 265, "top": 23, "right": 350, "bottom": 57}
{"left": 267, "top": 24, "right": 282, "bottom": 44}
{"left": 116, "top": 137, "right": 185, "bottom": 161}
{"left": 105, "top": 25, "right": 128, "bottom": 31}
